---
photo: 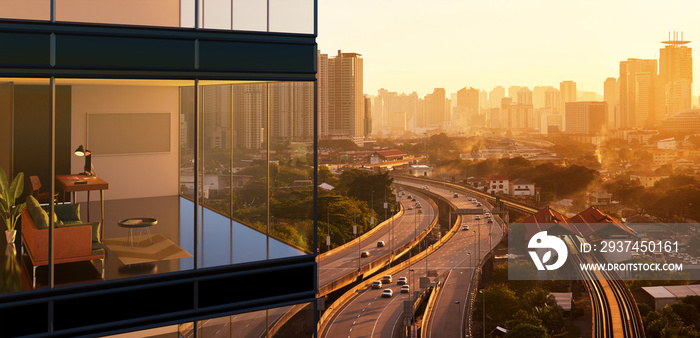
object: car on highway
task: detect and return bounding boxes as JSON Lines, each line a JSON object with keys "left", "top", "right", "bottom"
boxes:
{"left": 475, "top": 215, "right": 481, "bottom": 220}
{"left": 371, "top": 280, "right": 382, "bottom": 289}
{"left": 397, "top": 277, "right": 408, "bottom": 285}
{"left": 361, "top": 251, "right": 370, "bottom": 258}
{"left": 412, "top": 197, "right": 416, "bottom": 201}
{"left": 453, "top": 193, "right": 459, "bottom": 198}
{"left": 418, "top": 209, "right": 423, "bottom": 213}
{"left": 377, "top": 241, "right": 385, "bottom": 247}
{"left": 400, "top": 285, "right": 410, "bottom": 293}
{"left": 382, "top": 275, "right": 392, "bottom": 283}
{"left": 462, "top": 224, "right": 469, "bottom": 231}
{"left": 484, "top": 212, "right": 491, "bottom": 217}
{"left": 415, "top": 203, "right": 421, "bottom": 208}
{"left": 381, "top": 289, "right": 393, "bottom": 298}
{"left": 407, "top": 194, "right": 412, "bottom": 199}
{"left": 408, "top": 205, "right": 414, "bottom": 210}
{"left": 487, "top": 219, "right": 493, "bottom": 223}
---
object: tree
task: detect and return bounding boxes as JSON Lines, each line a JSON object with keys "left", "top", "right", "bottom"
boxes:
{"left": 504, "top": 323, "right": 549, "bottom": 338}
{"left": 474, "top": 284, "right": 520, "bottom": 332}
{"left": 522, "top": 288, "right": 556, "bottom": 309}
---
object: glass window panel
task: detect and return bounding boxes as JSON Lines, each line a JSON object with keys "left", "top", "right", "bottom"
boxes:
{"left": 268, "top": 0, "right": 314, "bottom": 34}
{"left": 202, "top": 0, "right": 232, "bottom": 30}
{"left": 268, "top": 82, "right": 315, "bottom": 259}
{"left": 0, "top": 0, "right": 50, "bottom": 21}
{"left": 56, "top": 0, "right": 181, "bottom": 28}
{"left": 1, "top": 77, "right": 50, "bottom": 293}
{"left": 52, "top": 78, "right": 195, "bottom": 285}
{"left": 180, "top": 0, "right": 196, "bottom": 28}
{"left": 232, "top": 0, "right": 268, "bottom": 32}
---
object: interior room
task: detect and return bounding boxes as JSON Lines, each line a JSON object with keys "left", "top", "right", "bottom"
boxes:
{"left": 0, "top": 77, "right": 313, "bottom": 293}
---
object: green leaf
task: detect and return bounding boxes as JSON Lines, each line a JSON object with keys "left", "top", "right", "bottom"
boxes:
{"left": 0, "top": 167, "right": 8, "bottom": 194}
{"left": 11, "top": 172, "right": 24, "bottom": 201}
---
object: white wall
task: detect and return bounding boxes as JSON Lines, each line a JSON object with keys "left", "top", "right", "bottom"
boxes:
{"left": 71, "top": 85, "right": 179, "bottom": 201}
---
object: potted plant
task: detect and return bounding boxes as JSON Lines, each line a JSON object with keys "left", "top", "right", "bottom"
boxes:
{"left": 0, "top": 168, "right": 25, "bottom": 244}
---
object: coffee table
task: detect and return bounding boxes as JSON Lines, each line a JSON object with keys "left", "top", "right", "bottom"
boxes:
{"left": 118, "top": 218, "right": 157, "bottom": 247}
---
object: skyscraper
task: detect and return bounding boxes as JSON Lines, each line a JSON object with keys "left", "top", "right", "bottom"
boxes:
{"left": 328, "top": 50, "right": 364, "bottom": 142}
{"left": 619, "top": 58, "right": 662, "bottom": 128}
{"left": 425, "top": 88, "right": 446, "bottom": 127}
{"left": 560, "top": 81, "right": 577, "bottom": 106}
{"left": 604, "top": 77, "right": 620, "bottom": 130}
{"left": 565, "top": 101, "right": 607, "bottom": 134}
{"left": 659, "top": 32, "right": 693, "bottom": 116}
{"left": 317, "top": 51, "right": 329, "bottom": 138}
{"left": 457, "top": 87, "right": 479, "bottom": 126}
{"left": 489, "top": 86, "right": 506, "bottom": 108}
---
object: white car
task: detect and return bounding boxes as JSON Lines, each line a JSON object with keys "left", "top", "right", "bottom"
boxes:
{"left": 400, "top": 285, "right": 410, "bottom": 293}
{"left": 371, "top": 280, "right": 382, "bottom": 289}
{"left": 462, "top": 224, "right": 469, "bottom": 231}
{"left": 475, "top": 216, "right": 481, "bottom": 220}
{"left": 397, "top": 277, "right": 408, "bottom": 285}
{"left": 408, "top": 205, "right": 414, "bottom": 210}
{"left": 382, "top": 289, "right": 393, "bottom": 298}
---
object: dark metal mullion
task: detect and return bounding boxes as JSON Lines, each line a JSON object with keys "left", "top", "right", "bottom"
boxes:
{"left": 230, "top": 84, "right": 234, "bottom": 265}
{"left": 312, "top": 77, "right": 319, "bottom": 338}
{"left": 193, "top": 78, "right": 200, "bottom": 338}
{"left": 48, "top": 76, "right": 56, "bottom": 333}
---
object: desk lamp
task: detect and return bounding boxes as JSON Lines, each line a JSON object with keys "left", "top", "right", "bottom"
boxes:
{"left": 74, "top": 145, "right": 93, "bottom": 176}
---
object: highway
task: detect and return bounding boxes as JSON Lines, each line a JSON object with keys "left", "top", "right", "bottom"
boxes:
{"left": 322, "top": 179, "right": 505, "bottom": 338}
{"left": 318, "top": 191, "right": 437, "bottom": 289}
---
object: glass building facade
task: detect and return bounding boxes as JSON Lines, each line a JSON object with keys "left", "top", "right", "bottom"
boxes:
{"left": 0, "top": 1, "right": 317, "bottom": 336}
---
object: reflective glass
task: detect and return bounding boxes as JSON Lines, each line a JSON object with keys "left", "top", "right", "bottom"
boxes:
{"left": 269, "top": 0, "right": 315, "bottom": 34}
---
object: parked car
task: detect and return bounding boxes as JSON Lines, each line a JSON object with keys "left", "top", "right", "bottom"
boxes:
{"left": 361, "top": 251, "right": 370, "bottom": 258}
{"left": 397, "top": 277, "right": 408, "bottom": 285}
{"left": 371, "top": 280, "right": 382, "bottom": 289}
{"left": 382, "top": 289, "right": 393, "bottom": 298}
{"left": 400, "top": 285, "right": 410, "bottom": 293}
{"left": 382, "top": 275, "right": 392, "bottom": 283}
{"left": 377, "top": 240, "right": 386, "bottom": 247}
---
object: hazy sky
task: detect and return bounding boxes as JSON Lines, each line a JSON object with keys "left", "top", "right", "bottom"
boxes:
{"left": 317, "top": 0, "right": 700, "bottom": 98}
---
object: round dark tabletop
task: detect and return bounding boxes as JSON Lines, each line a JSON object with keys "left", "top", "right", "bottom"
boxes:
{"left": 117, "top": 218, "right": 158, "bottom": 228}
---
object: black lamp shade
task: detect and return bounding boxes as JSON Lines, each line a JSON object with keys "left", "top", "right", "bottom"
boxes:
{"left": 74, "top": 145, "right": 93, "bottom": 175}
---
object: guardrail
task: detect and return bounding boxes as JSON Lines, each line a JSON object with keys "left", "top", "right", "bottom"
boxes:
{"left": 419, "top": 273, "right": 444, "bottom": 338}
{"left": 318, "top": 189, "right": 440, "bottom": 297}
{"left": 394, "top": 175, "right": 538, "bottom": 215}
{"left": 318, "top": 191, "right": 462, "bottom": 337}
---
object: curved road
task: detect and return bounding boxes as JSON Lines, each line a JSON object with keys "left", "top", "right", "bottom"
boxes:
{"left": 324, "top": 180, "right": 505, "bottom": 338}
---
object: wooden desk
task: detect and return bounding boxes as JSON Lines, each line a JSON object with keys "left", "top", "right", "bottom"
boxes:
{"left": 56, "top": 175, "right": 109, "bottom": 237}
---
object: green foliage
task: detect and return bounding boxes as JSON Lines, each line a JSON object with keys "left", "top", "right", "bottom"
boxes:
{"left": 504, "top": 323, "right": 549, "bottom": 338}
{"left": 0, "top": 168, "right": 26, "bottom": 231}
{"left": 606, "top": 174, "right": 700, "bottom": 222}
{"left": 336, "top": 169, "right": 395, "bottom": 222}
{"left": 643, "top": 298, "right": 700, "bottom": 338}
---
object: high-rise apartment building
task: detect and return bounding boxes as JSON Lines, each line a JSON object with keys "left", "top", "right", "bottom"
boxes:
{"left": 318, "top": 51, "right": 329, "bottom": 138}
{"left": 508, "top": 86, "right": 526, "bottom": 103}
{"left": 565, "top": 101, "right": 607, "bottom": 134}
{"left": 659, "top": 32, "right": 693, "bottom": 116}
{"left": 619, "top": 58, "right": 663, "bottom": 128}
{"left": 489, "top": 86, "right": 506, "bottom": 108}
{"left": 544, "top": 87, "right": 561, "bottom": 111}
{"left": 604, "top": 77, "right": 620, "bottom": 130}
{"left": 425, "top": 88, "right": 447, "bottom": 127}
{"left": 328, "top": 50, "right": 364, "bottom": 142}
{"left": 457, "top": 87, "right": 480, "bottom": 126}
{"left": 560, "top": 81, "right": 577, "bottom": 106}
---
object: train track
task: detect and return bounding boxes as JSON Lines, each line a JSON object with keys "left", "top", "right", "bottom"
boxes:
{"left": 566, "top": 236, "right": 644, "bottom": 338}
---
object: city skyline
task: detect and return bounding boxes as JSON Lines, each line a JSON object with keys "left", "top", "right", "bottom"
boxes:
{"left": 318, "top": 0, "right": 700, "bottom": 97}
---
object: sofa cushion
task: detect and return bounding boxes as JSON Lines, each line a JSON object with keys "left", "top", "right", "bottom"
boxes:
{"left": 54, "top": 203, "right": 81, "bottom": 222}
{"left": 55, "top": 221, "right": 102, "bottom": 243}
{"left": 26, "top": 196, "right": 49, "bottom": 230}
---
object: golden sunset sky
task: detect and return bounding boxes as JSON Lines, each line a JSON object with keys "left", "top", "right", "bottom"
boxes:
{"left": 318, "top": 0, "right": 700, "bottom": 99}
